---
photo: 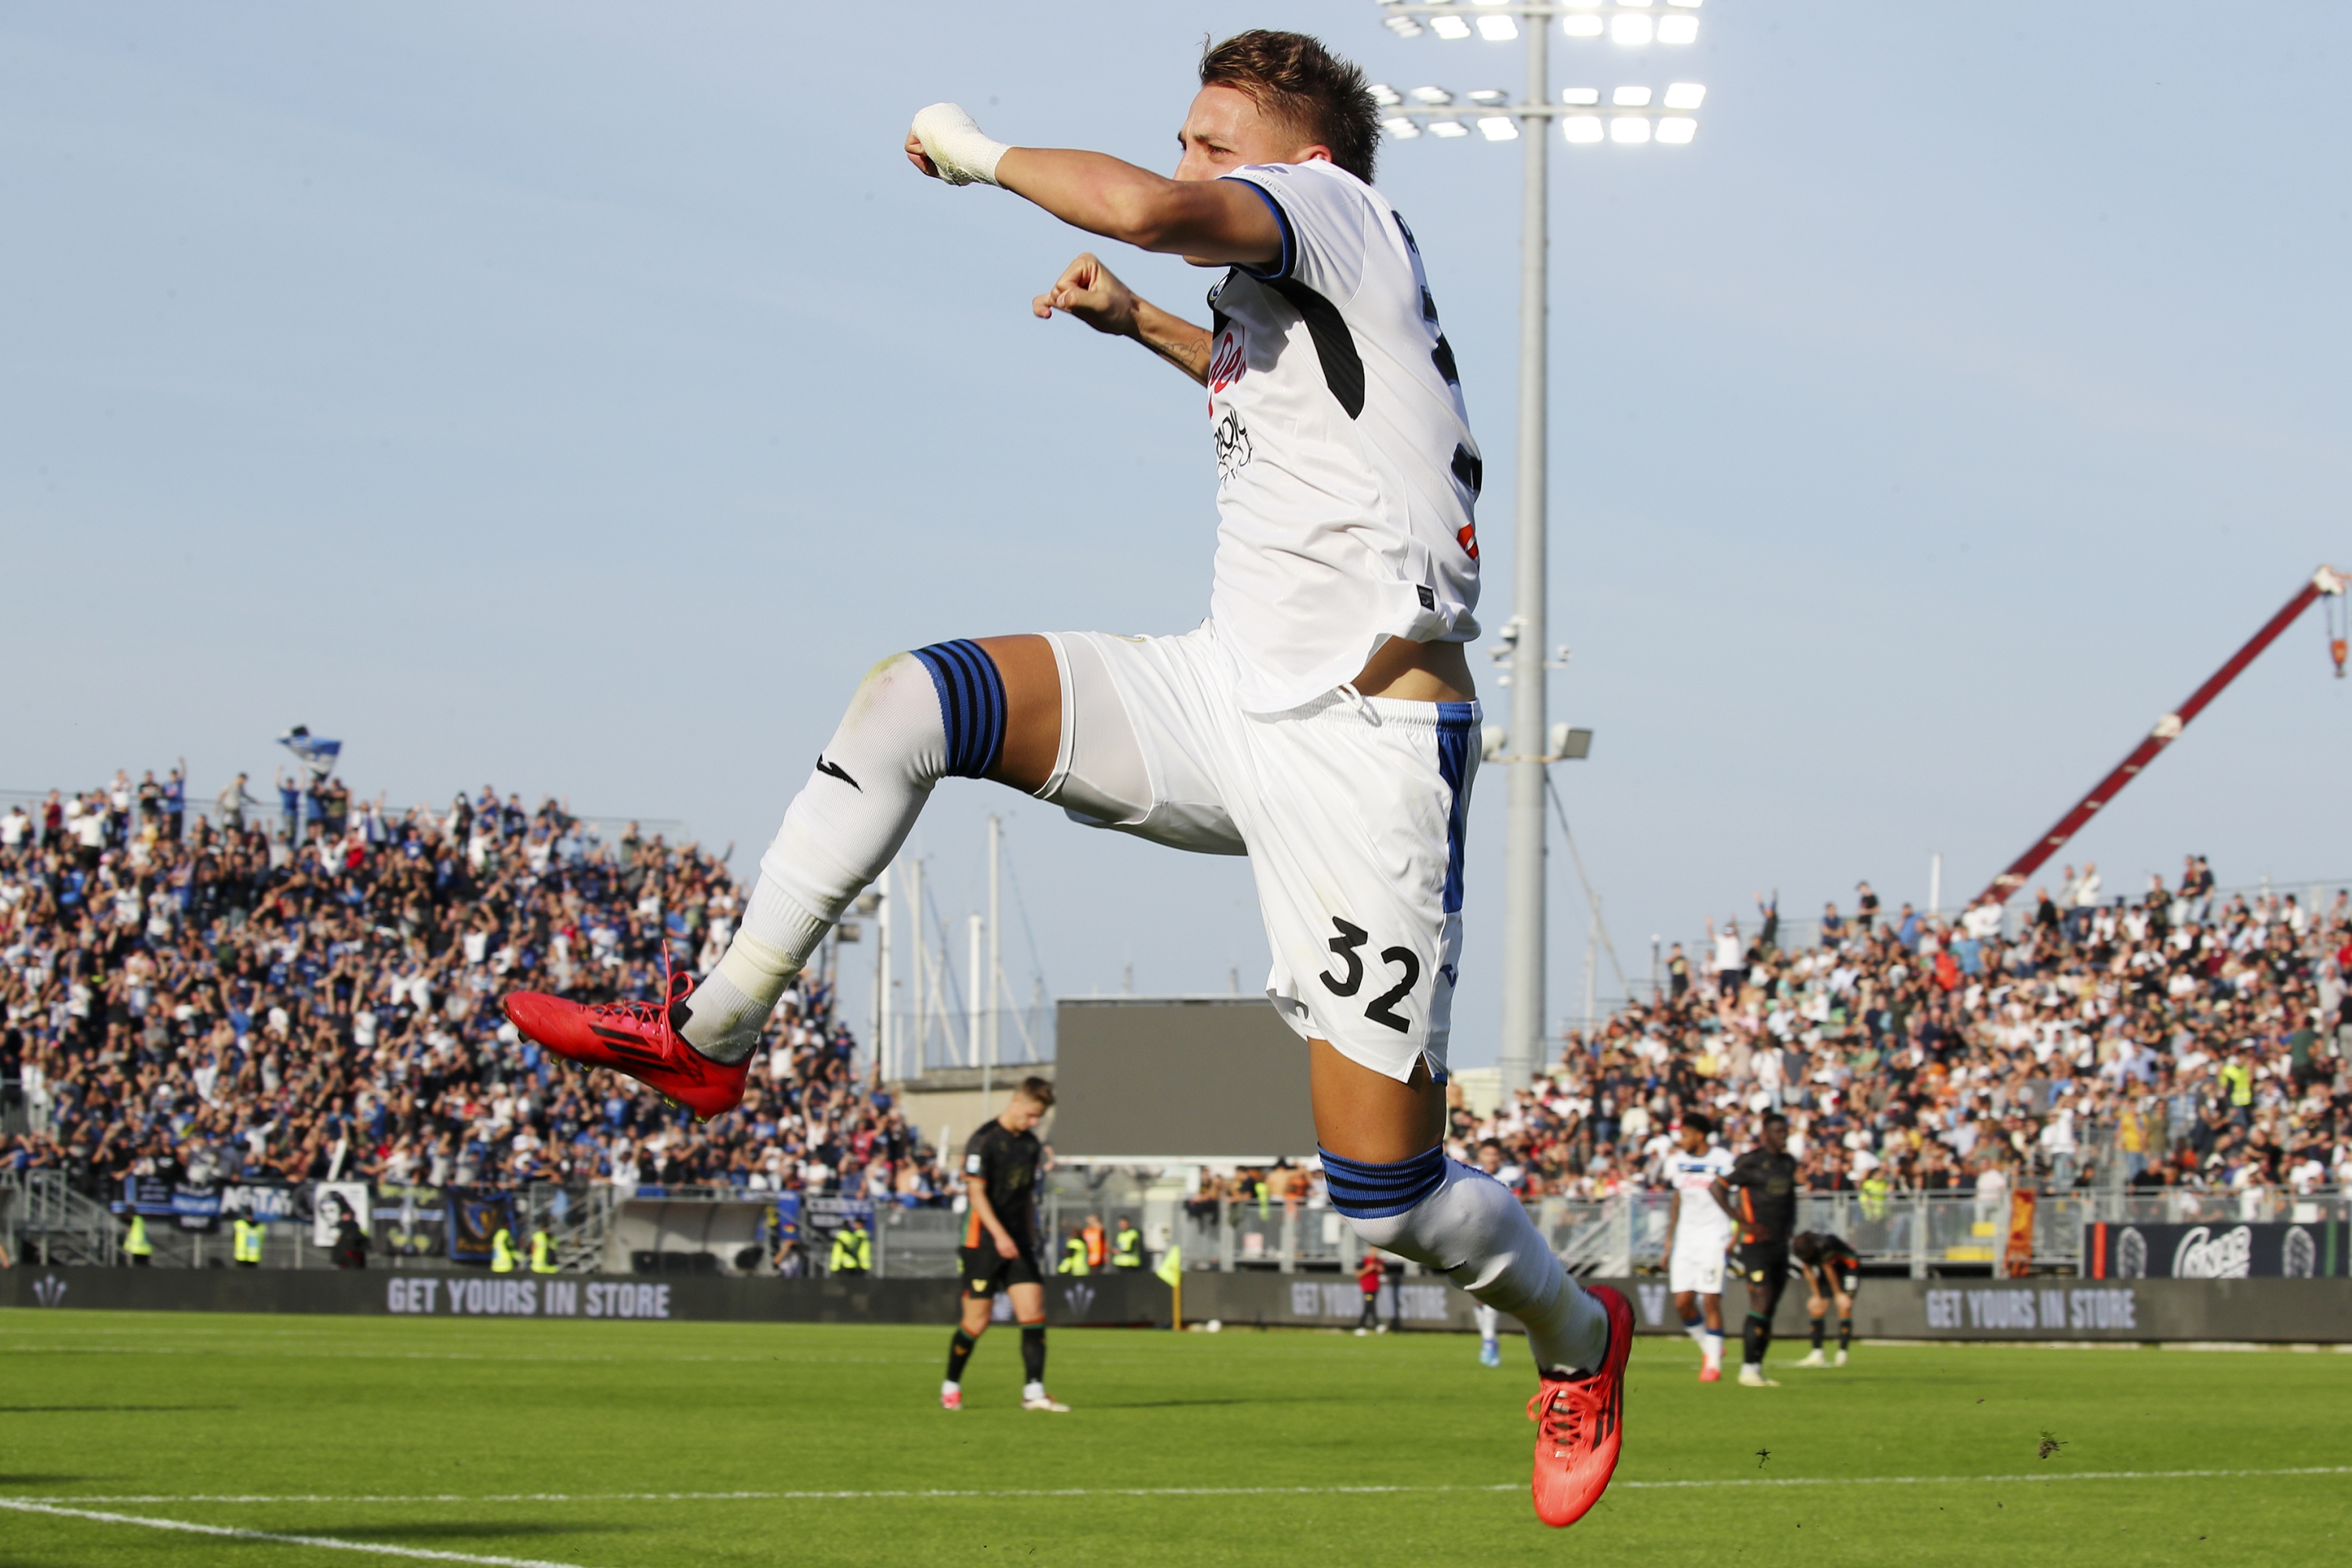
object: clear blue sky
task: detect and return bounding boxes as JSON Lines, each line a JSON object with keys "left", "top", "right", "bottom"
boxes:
{"left": 5, "top": 2, "right": 2349, "bottom": 1065}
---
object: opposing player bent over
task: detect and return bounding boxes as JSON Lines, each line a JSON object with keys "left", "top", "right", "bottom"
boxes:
{"left": 1661, "top": 1113, "right": 1733, "bottom": 1382}
{"left": 499, "top": 29, "right": 1625, "bottom": 1528}
{"left": 946, "top": 1078, "right": 1065, "bottom": 1411}
{"left": 1791, "top": 1229, "right": 1860, "bottom": 1368}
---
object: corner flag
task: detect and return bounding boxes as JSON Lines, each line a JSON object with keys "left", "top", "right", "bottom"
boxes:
{"left": 1154, "top": 1245, "right": 1181, "bottom": 1287}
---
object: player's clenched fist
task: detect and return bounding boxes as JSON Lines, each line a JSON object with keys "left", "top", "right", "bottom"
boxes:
{"left": 1033, "top": 253, "right": 1138, "bottom": 338}
{"left": 906, "top": 102, "right": 1008, "bottom": 187}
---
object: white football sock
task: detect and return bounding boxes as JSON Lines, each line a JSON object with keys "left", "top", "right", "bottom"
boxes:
{"left": 942, "top": 1379, "right": 959, "bottom": 1396}
{"left": 1345, "top": 1159, "right": 1607, "bottom": 1377}
{"left": 1475, "top": 1303, "right": 1501, "bottom": 1344}
{"left": 1682, "top": 1316, "right": 1708, "bottom": 1348}
{"left": 1704, "top": 1331, "right": 1724, "bottom": 1368}
{"left": 1022, "top": 1380, "right": 1046, "bottom": 1402}
{"left": 684, "top": 648, "right": 985, "bottom": 1060}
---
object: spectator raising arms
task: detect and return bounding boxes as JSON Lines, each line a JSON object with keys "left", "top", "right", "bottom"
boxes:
{"left": 1443, "top": 864, "right": 2350, "bottom": 1205}
{"left": 0, "top": 771, "right": 953, "bottom": 1210}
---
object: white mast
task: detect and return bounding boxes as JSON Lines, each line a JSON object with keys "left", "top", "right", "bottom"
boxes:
{"left": 967, "top": 913, "right": 983, "bottom": 1069}
{"left": 873, "top": 863, "right": 891, "bottom": 1083}
{"left": 906, "top": 857, "right": 925, "bottom": 1076}
{"left": 986, "top": 814, "right": 1001, "bottom": 1076}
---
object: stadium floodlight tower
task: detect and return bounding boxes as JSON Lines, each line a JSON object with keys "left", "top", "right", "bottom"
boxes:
{"left": 1368, "top": 0, "right": 1708, "bottom": 1094}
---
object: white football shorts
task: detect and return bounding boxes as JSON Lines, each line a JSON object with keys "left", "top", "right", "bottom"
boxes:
{"left": 1668, "top": 1239, "right": 1727, "bottom": 1297}
{"left": 1040, "top": 621, "right": 1476, "bottom": 1084}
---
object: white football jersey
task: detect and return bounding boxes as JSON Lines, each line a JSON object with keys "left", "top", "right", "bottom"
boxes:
{"left": 1203, "top": 160, "right": 1483, "bottom": 713}
{"left": 1668, "top": 1145, "right": 1736, "bottom": 1251}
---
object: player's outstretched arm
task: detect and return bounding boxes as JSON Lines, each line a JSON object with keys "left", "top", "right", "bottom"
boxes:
{"left": 905, "top": 103, "right": 1281, "bottom": 267}
{"left": 1032, "top": 253, "right": 1210, "bottom": 385}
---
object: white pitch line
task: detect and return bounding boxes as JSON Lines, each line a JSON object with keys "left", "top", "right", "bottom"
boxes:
{"left": 16, "top": 1465, "right": 2350, "bottom": 1507}
{"left": 0, "top": 1496, "right": 590, "bottom": 1567}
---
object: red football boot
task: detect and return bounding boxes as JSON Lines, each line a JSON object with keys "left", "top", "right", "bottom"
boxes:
{"left": 1526, "top": 1283, "right": 1634, "bottom": 1529}
{"left": 501, "top": 959, "right": 749, "bottom": 1122}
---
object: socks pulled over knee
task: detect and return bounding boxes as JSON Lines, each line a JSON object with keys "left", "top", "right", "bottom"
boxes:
{"left": 681, "top": 642, "right": 1007, "bottom": 1063}
{"left": 1324, "top": 1148, "right": 1607, "bottom": 1377}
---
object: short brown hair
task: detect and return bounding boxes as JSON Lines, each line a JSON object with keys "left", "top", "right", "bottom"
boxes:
{"left": 1200, "top": 30, "right": 1381, "bottom": 185}
{"left": 1014, "top": 1075, "right": 1056, "bottom": 1109}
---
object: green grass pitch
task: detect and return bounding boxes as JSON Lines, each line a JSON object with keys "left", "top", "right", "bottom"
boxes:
{"left": 2, "top": 1309, "right": 2346, "bottom": 1567}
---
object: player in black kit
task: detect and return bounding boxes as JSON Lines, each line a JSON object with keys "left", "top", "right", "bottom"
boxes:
{"left": 942, "top": 1076, "right": 1069, "bottom": 1412}
{"left": 1791, "top": 1230, "right": 1861, "bottom": 1367}
{"left": 1711, "top": 1111, "right": 1798, "bottom": 1388}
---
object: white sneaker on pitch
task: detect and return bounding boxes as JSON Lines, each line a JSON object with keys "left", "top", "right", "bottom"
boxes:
{"left": 1739, "top": 1365, "right": 1780, "bottom": 1388}
{"left": 1021, "top": 1392, "right": 1070, "bottom": 1413}
{"left": 1835, "top": 1348, "right": 1849, "bottom": 1367}
{"left": 1795, "top": 1349, "right": 1827, "bottom": 1368}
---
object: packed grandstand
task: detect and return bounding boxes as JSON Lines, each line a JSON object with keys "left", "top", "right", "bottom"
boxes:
{"left": 2, "top": 770, "right": 2346, "bottom": 1236}
{"left": 0, "top": 776, "right": 951, "bottom": 1214}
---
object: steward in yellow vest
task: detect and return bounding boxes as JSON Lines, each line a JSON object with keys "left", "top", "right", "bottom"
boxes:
{"left": 829, "top": 1221, "right": 872, "bottom": 1276}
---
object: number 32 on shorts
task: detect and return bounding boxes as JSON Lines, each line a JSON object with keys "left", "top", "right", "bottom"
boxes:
{"left": 1319, "top": 917, "right": 1421, "bottom": 1033}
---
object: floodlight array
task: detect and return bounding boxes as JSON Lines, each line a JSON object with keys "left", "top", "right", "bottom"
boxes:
{"left": 1372, "top": 79, "right": 1704, "bottom": 143}
{"left": 1381, "top": 0, "right": 1701, "bottom": 46}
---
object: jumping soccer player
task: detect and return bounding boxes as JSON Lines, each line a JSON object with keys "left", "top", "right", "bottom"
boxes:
{"left": 1661, "top": 1113, "right": 1733, "bottom": 1381}
{"left": 944, "top": 1077, "right": 1066, "bottom": 1411}
{"left": 499, "top": 28, "right": 1627, "bottom": 1527}
{"left": 1791, "top": 1229, "right": 1860, "bottom": 1368}
{"left": 1711, "top": 1111, "right": 1798, "bottom": 1388}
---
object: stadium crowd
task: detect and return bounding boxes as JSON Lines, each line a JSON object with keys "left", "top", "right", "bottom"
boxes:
{"left": 8, "top": 762, "right": 2347, "bottom": 1231}
{"left": 1448, "top": 862, "right": 2352, "bottom": 1205}
{"left": 0, "top": 771, "right": 954, "bottom": 1210}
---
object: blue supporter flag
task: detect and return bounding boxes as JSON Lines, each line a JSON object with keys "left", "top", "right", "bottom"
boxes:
{"left": 277, "top": 724, "right": 343, "bottom": 780}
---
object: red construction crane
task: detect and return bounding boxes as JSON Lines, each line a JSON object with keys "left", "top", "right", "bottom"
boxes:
{"left": 1977, "top": 564, "right": 2347, "bottom": 909}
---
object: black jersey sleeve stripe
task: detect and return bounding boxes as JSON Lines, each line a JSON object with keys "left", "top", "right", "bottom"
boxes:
{"left": 1267, "top": 278, "right": 1366, "bottom": 420}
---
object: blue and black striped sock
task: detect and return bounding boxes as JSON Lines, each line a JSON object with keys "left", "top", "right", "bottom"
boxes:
{"left": 1319, "top": 1146, "right": 1447, "bottom": 1220}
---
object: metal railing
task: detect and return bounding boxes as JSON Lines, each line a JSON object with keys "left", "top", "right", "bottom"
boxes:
{"left": 1138, "top": 1185, "right": 2352, "bottom": 1280}
{"left": 20, "top": 1169, "right": 2338, "bottom": 1282}
{"left": 3, "top": 1171, "right": 119, "bottom": 1268}
{"left": 0, "top": 787, "right": 692, "bottom": 862}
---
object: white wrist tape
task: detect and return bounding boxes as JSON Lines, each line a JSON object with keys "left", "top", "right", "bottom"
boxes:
{"left": 911, "top": 102, "right": 1009, "bottom": 187}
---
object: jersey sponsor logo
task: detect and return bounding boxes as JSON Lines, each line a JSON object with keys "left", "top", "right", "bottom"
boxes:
{"left": 1213, "top": 408, "right": 1254, "bottom": 481}
{"left": 1207, "top": 329, "right": 1247, "bottom": 394}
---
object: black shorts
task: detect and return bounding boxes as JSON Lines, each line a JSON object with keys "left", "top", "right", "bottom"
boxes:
{"left": 959, "top": 1243, "right": 1044, "bottom": 1296}
{"left": 1823, "top": 1254, "right": 1861, "bottom": 1296}
{"left": 1737, "top": 1241, "right": 1791, "bottom": 1290}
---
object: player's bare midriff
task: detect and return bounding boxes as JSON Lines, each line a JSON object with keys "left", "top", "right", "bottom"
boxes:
{"left": 1349, "top": 634, "right": 1474, "bottom": 704}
